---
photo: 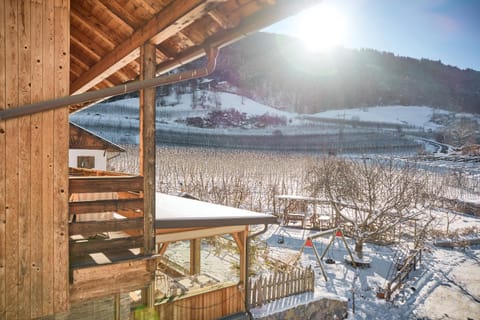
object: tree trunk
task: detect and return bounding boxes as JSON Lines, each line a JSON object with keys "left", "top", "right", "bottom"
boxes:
{"left": 355, "top": 240, "right": 364, "bottom": 259}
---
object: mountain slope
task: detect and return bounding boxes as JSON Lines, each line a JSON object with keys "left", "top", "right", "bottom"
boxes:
{"left": 212, "top": 33, "right": 480, "bottom": 114}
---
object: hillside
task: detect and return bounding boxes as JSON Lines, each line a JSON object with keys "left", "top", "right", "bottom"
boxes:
{"left": 73, "top": 89, "right": 480, "bottom": 153}
{"left": 211, "top": 33, "right": 480, "bottom": 114}
{"left": 76, "top": 32, "right": 480, "bottom": 149}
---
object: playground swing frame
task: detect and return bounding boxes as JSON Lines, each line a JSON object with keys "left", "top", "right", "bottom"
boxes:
{"left": 292, "top": 226, "right": 357, "bottom": 281}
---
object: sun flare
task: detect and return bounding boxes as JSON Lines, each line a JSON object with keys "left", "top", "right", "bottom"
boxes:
{"left": 297, "top": 5, "right": 347, "bottom": 52}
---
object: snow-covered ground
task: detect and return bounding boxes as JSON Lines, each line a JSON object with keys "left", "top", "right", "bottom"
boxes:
{"left": 311, "top": 106, "right": 448, "bottom": 131}
{"left": 71, "top": 90, "right": 478, "bottom": 137}
{"left": 73, "top": 91, "right": 480, "bottom": 317}
{"left": 249, "top": 219, "right": 480, "bottom": 319}
{"left": 159, "top": 206, "right": 479, "bottom": 319}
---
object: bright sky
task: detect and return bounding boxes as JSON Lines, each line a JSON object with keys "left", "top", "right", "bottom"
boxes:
{"left": 263, "top": 0, "right": 480, "bottom": 71}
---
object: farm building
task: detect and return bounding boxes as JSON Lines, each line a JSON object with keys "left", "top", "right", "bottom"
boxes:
{"left": 69, "top": 122, "right": 125, "bottom": 170}
{"left": 0, "top": 0, "right": 319, "bottom": 319}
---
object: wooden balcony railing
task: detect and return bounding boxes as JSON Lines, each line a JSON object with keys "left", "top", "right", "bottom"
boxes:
{"left": 68, "top": 168, "right": 146, "bottom": 269}
{"left": 68, "top": 168, "right": 154, "bottom": 303}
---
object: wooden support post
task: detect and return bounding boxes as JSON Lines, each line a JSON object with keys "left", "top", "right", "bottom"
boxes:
{"left": 140, "top": 41, "right": 156, "bottom": 254}
{"left": 311, "top": 240, "right": 328, "bottom": 281}
{"left": 114, "top": 293, "right": 120, "bottom": 320}
{"left": 190, "top": 239, "right": 201, "bottom": 275}
{"left": 233, "top": 229, "right": 247, "bottom": 288}
{"left": 320, "top": 234, "right": 336, "bottom": 260}
{"left": 140, "top": 41, "right": 157, "bottom": 308}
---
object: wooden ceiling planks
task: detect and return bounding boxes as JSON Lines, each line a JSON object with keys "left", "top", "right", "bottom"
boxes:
{"left": 68, "top": 0, "right": 320, "bottom": 112}
{"left": 70, "top": 0, "right": 216, "bottom": 95}
{"left": 70, "top": 8, "right": 126, "bottom": 47}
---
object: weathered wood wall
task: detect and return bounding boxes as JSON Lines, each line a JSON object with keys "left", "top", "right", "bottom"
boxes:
{"left": 0, "top": 0, "right": 70, "bottom": 318}
{"left": 135, "top": 285, "right": 244, "bottom": 320}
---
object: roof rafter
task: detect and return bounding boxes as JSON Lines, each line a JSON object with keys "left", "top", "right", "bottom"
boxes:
{"left": 155, "top": 0, "right": 317, "bottom": 75}
{"left": 71, "top": 0, "right": 226, "bottom": 94}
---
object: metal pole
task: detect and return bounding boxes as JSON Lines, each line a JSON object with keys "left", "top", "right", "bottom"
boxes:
{"left": 0, "top": 47, "right": 218, "bottom": 121}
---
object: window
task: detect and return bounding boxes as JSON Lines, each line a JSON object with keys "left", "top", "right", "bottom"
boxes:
{"left": 77, "top": 156, "right": 95, "bottom": 169}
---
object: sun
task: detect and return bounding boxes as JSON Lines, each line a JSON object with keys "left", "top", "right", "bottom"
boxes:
{"left": 296, "top": 5, "right": 347, "bottom": 52}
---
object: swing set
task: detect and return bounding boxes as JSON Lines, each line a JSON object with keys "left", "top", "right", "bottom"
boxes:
{"left": 291, "top": 226, "right": 357, "bottom": 281}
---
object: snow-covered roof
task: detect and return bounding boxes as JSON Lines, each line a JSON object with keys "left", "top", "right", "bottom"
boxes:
{"left": 155, "top": 193, "right": 277, "bottom": 229}
{"left": 69, "top": 122, "right": 125, "bottom": 152}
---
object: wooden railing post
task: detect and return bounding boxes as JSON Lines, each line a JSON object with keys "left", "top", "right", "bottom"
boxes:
{"left": 140, "top": 41, "right": 157, "bottom": 308}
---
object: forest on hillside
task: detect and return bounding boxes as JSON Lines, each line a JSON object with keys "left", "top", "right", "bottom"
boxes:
{"left": 111, "top": 33, "right": 480, "bottom": 115}
{"left": 211, "top": 33, "right": 480, "bottom": 114}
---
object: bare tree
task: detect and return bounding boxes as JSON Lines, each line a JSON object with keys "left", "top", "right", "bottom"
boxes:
{"left": 306, "top": 157, "right": 428, "bottom": 258}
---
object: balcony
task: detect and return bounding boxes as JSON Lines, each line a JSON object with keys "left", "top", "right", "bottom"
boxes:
{"left": 68, "top": 167, "right": 153, "bottom": 302}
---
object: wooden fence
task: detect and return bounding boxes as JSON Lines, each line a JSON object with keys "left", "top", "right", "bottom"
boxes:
{"left": 384, "top": 249, "right": 422, "bottom": 301}
{"left": 136, "top": 284, "right": 244, "bottom": 320}
{"left": 248, "top": 266, "right": 315, "bottom": 307}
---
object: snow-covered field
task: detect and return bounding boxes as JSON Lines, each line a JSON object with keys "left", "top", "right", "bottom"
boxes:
{"left": 159, "top": 209, "right": 479, "bottom": 319}
{"left": 71, "top": 90, "right": 479, "bottom": 141}
{"left": 78, "top": 92, "right": 480, "bottom": 318}
{"left": 311, "top": 106, "right": 448, "bottom": 130}
{"left": 250, "top": 218, "right": 480, "bottom": 319}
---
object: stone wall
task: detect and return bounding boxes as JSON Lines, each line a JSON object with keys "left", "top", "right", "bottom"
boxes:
{"left": 253, "top": 297, "right": 348, "bottom": 320}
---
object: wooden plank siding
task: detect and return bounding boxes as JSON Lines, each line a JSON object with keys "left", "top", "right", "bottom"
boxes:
{"left": 149, "top": 285, "right": 245, "bottom": 320}
{"left": 69, "top": 175, "right": 144, "bottom": 193}
{"left": 69, "top": 198, "right": 144, "bottom": 215}
{"left": 53, "top": 0, "right": 70, "bottom": 313}
{"left": 30, "top": 0, "right": 45, "bottom": 316}
{"left": 0, "top": 0, "right": 6, "bottom": 315}
{"left": 5, "top": 1, "right": 20, "bottom": 318}
{"left": 68, "top": 173, "right": 148, "bottom": 273}
{"left": 0, "top": 0, "right": 70, "bottom": 318}
{"left": 42, "top": 0, "right": 56, "bottom": 315}
{"left": 18, "top": 1, "right": 33, "bottom": 318}
{"left": 69, "top": 217, "right": 144, "bottom": 235}
{"left": 70, "top": 259, "right": 152, "bottom": 303}
{"left": 70, "top": 236, "right": 144, "bottom": 256}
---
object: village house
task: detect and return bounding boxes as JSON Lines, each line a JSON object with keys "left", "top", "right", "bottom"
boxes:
{"left": 69, "top": 122, "right": 125, "bottom": 170}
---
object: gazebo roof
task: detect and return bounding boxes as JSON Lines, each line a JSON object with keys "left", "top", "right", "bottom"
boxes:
{"left": 155, "top": 192, "right": 276, "bottom": 229}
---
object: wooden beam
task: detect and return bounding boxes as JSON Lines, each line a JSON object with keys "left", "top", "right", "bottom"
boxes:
{"left": 71, "top": 0, "right": 221, "bottom": 94}
{"left": 70, "top": 1, "right": 133, "bottom": 44}
{"left": 69, "top": 236, "right": 144, "bottom": 256}
{"left": 190, "top": 239, "right": 201, "bottom": 275}
{"left": 158, "top": 243, "right": 170, "bottom": 256}
{"left": 155, "top": 227, "right": 205, "bottom": 235}
{"left": 236, "top": 230, "right": 247, "bottom": 285}
{"left": 155, "top": 0, "right": 319, "bottom": 76}
{"left": 140, "top": 42, "right": 156, "bottom": 256}
{"left": 140, "top": 41, "right": 157, "bottom": 310}
{"left": 69, "top": 218, "right": 144, "bottom": 236}
{"left": 69, "top": 176, "right": 144, "bottom": 193}
{"left": 70, "top": 259, "right": 151, "bottom": 303}
{"left": 69, "top": 167, "right": 133, "bottom": 177}
{"left": 156, "top": 225, "right": 245, "bottom": 243}
{"left": 232, "top": 232, "right": 244, "bottom": 253}
{"left": 69, "top": 198, "right": 144, "bottom": 215}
